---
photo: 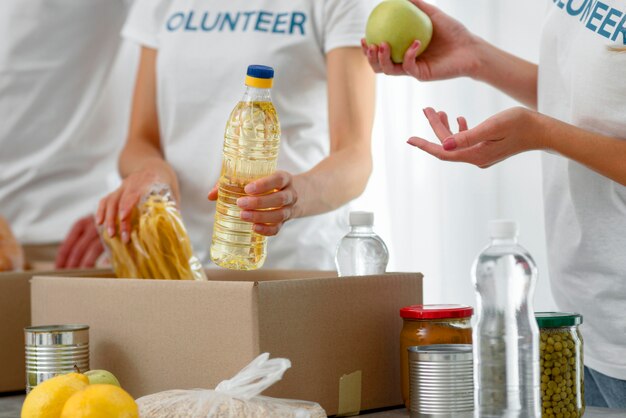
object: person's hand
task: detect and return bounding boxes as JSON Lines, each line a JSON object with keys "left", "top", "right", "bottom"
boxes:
{"left": 407, "top": 107, "right": 543, "bottom": 168}
{"left": 96, "top": 169, "right": 169, "bottom": 243}
{"left": 361, "top": 0, "right": 482, "bottom": 81}
{"left": 55, "top": 215, "right": 104, "bottom": 268}
{"left": 208, "top": 171, "right": 299, "bottom": 236}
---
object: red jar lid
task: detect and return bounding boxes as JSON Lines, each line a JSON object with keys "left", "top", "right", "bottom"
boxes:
{"left": 400, "top": 304, "right": 473, "bottom": 319}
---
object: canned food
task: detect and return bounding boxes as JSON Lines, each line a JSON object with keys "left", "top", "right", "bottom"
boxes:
{"left": 408, "top": 344, "right": 474, "bottom": 418}
{"left": 400, "top": 304, "right": 473, "bottom": 408}
{"left": 24, "top": 324, "right": 89, "bottom": 392}
{"left": 536, "top": 312, "right": 584, "bottom": 418}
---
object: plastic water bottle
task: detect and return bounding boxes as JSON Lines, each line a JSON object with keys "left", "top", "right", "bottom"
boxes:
{"left": 210, "top": 65, "right": 280, "bottom": 270}
{"left": 472, "top": 220, "right": 540, "bottom": 418}
{"left": 335, "top": 211, "right": 389, "bottom": 277}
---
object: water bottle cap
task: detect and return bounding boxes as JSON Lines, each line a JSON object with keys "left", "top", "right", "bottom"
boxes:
{"left": 349, "top": 211, "right": 374, "bottom": 226}
{"left": 245, "top": 65, "right": 274, "bottom": 88}
{"left": 488, "top": 220, "right": 518, "bottom": 239}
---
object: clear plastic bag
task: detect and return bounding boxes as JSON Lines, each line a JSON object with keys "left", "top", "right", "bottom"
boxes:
{"left": 137, "top": 353, "right": 327, "bottom": 418}
{"left": 99, "top": 184, "right": 206, "bottom": 280}
{"left": 0, "top": 215, "right": 24, "bottom": 272}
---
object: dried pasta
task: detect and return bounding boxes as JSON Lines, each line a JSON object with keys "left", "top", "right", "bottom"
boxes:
{"left": 100, "top": 185, "right": 206, "bottom": 280}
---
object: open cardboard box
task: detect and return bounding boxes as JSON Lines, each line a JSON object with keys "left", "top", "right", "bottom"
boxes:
{"left": 30, "top": 270, "right": 422, "bottom": 415}
{"left": 0, "top": 268, "right": 110, "bottom": 393}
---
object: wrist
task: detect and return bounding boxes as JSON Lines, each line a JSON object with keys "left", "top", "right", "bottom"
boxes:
{"left": 290, "top": 174, "right": 308, "bottom": 219}
{"left": 469, "top": 37, "right": 501, "bottom": 82}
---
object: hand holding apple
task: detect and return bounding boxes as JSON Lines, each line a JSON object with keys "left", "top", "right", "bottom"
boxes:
{"left": 365, "top": 0, "right": 433, "bottom": 64}
{"left": 362, "top": 0, "right": 485, "bottom": 82}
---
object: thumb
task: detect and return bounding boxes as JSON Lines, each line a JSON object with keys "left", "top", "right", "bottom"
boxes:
{"left": 410, "top": 0, "right": 439, "bottom": 16}
{"left": 442, "top": 121, "right": 492, "bottom": 150}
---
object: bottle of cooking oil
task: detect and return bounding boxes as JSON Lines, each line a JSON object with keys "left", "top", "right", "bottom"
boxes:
{"left": 210, "top": 65, "right": 280, "bottom": 270}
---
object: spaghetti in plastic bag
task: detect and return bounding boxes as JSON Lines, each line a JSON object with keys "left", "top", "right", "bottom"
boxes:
{"left": 100, "top": 184, "right": 206, "bottom": 280}
{"left": 0, "top": 215, "right": 24, "bottom": 272}
{"left": 137, "top": 353, "right": 326, "bottom": 418}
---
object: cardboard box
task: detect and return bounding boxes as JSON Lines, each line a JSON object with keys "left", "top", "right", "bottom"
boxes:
{"left": 31, "top": 270, "right": 422, "bottom": 415}
{"left": 0, "top": 268, "right": 109, "bottom": 393}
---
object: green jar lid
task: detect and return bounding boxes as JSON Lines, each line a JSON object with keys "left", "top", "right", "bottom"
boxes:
{"left": 535, "top": 312, "right": 583, "bottom": 328}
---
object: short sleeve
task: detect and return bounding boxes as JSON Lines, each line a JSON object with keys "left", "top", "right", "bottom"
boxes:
{"left": 323, "top": 0, "right": 377, "bottom": 53}
{"left": 121, "top": 0, "right": 171, "bottom": 49}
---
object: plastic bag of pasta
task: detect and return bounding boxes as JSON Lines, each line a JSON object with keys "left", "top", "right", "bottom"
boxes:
{"left": 137, "top": 353, "right": 327, "bottom": 418}
{"left": 100, "top": 184, "right": 206, "bottom": 280}
{"left": 0, "top": 215, "right": 24, "bottom": 272}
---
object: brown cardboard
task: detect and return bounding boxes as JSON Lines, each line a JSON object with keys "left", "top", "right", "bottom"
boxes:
{"left": 0, "top": 268, "right": 110, "bottom": 393}
{"left": 30, "top": 271, "right": 422, "bottom": 415}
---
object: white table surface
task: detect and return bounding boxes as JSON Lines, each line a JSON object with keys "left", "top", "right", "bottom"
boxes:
{"left": 1, "top": 393, "right": 625, "bottom": 417}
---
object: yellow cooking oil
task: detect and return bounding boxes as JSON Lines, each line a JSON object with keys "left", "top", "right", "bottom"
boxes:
{"left": 210, "top": 66, "right": 280, "bottom": 270}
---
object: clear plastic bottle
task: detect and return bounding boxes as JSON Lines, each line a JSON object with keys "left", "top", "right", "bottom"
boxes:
{"left": 335, "top": 211, "right": 389, "bottom": 277}
{"left": 472, "top": 220, "right": 540, "bottom": 418}
{"left": 210, "top": 65, "right": 280, "bottom": 270}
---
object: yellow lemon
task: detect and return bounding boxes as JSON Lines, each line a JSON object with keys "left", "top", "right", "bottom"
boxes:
{"left": 60, "top": 384, "right": 139, "bottom": 418}
{"left": 21, "top": 372, "right": 89, "bottom": 418}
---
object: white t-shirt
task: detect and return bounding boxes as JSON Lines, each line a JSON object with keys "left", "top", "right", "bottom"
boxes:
{"left": 0, "top": 0, "right": 137, "bottom": 244}
{"left": 539, "top": 0, "right": 626, "bottom": 379}
{"left": 122, "top": 0, "right": 373, "bottom": 269}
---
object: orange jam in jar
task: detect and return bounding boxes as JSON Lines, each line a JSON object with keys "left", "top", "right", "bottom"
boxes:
{"left": 400, "top": 304, "right": 473, "bottom": 408}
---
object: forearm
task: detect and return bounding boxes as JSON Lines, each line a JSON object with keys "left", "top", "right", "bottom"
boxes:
{"left": 537, "top": 114, "right": 626, "bottom": 186}
{"left": 293, "top": 146, "right": 372, "bottom": 218}
{"left": 471, "top": 39, "right": 538, "bottom": 109}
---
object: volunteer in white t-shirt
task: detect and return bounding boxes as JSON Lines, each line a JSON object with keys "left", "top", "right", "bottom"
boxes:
{"left": 365, "top": 0, "right": 626, "bottom": 408}
{"left": 95, "top": 0, "right": 375, "bottom": 269}
{"left": 0, "top": 0, "right": 137, "bottom": 268}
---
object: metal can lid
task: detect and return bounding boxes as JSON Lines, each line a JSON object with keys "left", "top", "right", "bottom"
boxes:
{"left": 408, "top": 344, "right": 473, "bottom": 361}
{"left": 400, "top": 304, "right": 473, "bottom": 319}
{"left": 535, "top": 312, "right": 583, "bottom": 328}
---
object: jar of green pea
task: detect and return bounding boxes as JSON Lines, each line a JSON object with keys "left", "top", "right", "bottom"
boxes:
{"left": 536, "top": 312, "right": 584, "bottom": 418}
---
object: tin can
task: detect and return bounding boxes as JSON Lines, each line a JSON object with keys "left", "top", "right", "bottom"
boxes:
{"left": 409, "top": 344, "right": 474, "bottom": 418}
{"left": 25, "top": 324, "right": 89, "bottom": 392}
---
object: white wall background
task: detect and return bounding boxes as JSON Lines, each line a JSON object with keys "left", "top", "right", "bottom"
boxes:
{"left": 353, "top": 0, "right": 557, "bottom": 311}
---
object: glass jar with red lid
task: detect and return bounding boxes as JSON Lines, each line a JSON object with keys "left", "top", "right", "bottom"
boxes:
{"left": 400, "top": 304, "right": 473, "bottom": 408}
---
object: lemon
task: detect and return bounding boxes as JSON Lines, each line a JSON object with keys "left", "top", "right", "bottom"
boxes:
{"left": 60, "top": 384, "right": 139, "bottom": 418}
{"left": 21, "top": 372, "right": 89, "bottom": 418}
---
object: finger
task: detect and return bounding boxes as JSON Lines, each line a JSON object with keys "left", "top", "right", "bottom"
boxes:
{"left": 423, "top": 107, "right": 452, "bottom": 141}
{"left": 253, "top": 223, "right": 282, "bottom": 237}
{"left": 207, "top": 184, "right": 219, "bottom": 201}
{"left": 237, "top": 189, "right": 296, "bottom": 210}
{"left": 118, "top": 191, "right": 140, "bottom": 243}
{"left": 55, "top": 217, "right": 88, "bottom": 268}
{"left": 457, "top": 116, "right": 468, "bottom": 132}
{"left": 79, "top": 239, "right": 104, "bottom": 268}
{"left": 439, "top": 111, "right": 450, "bottom": 132}
{"left": 96, "top": 198, "right": 107, "bottom": 225}
{"left": 65, "top": 229, "right": 99, "bottom": 269}
{"left": 104, "top": 190, "right": 122, "bottom": 238}
{"left": 378, "top": 43, "right": 404, "bottom": 75}
{"left": 241, "top": 207, "right": 293, "bottom": 224}
{"left": 367, "top": 44, "right": 383, "bottom": 73}
{"left": 244, "top": 171, "right": 291, "bottom": 195}
{"left": 360, "top": 38, "right": 369, "bottom": 57}
{"left": 401, "top": 40, "right": 423, "bottom": 78}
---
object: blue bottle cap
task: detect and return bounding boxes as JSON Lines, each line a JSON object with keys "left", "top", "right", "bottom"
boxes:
{"left": 247, "top": 65, "right": 274, "bottom": 79}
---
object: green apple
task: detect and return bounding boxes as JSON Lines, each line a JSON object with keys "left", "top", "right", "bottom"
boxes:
{"left": 365, "top": 0, "right": 433, "bottom": 64}
{"left": 84, "top": 369, "right": 121, "bottom": 387}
